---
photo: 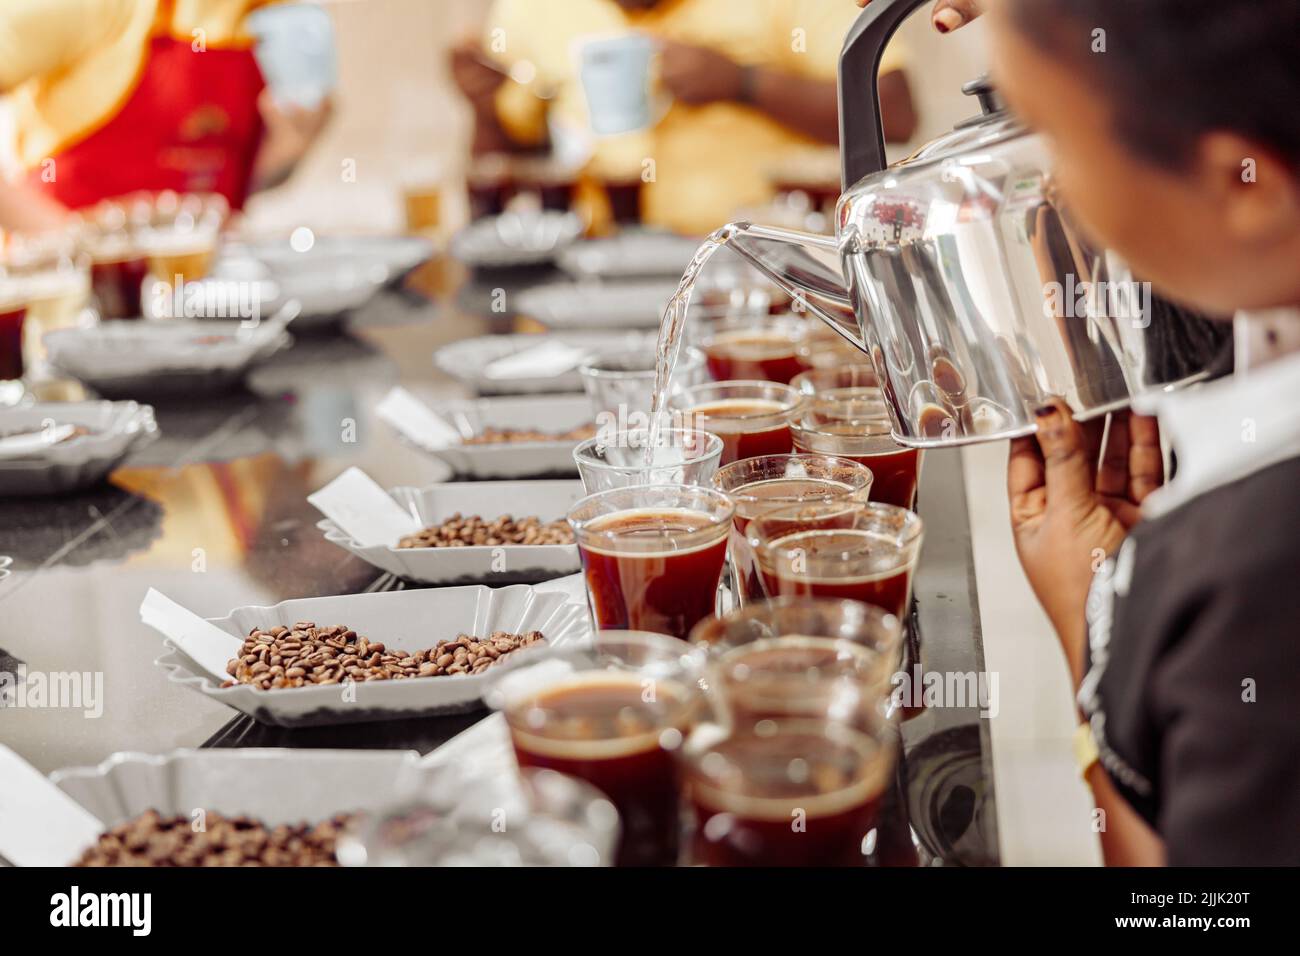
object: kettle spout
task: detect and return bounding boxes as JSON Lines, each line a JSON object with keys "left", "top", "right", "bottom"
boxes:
{"left": 714, "top": 221, "right": 865, "bottom": 352}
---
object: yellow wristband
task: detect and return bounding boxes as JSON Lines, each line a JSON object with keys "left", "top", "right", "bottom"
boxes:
{"left": 1073, "top": 721, "right": 1100, "bottom": 779}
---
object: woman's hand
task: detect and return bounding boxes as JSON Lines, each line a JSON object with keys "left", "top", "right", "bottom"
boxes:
{"left": 1007, "top": 399, "right": 1164, "bottom": 682}
{"left": 855, "top": 0, "right": 983, "bottom": 34}
{"left": 251, "top": 91, "right": 333, "bottom": 193}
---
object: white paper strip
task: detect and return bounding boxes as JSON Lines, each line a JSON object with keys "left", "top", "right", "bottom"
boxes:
{"left": 139, "top": 588, "right": 243, "bottom": 683}
{"left": 482, "top": 341, "right": 586, "bottom": 380}
{"left": 307, "top": 467, "right": 420, "bottom": 547}
{"left": 0, "top": 745, "right": 105, "bottom": 867}
{"left": 375, "top": 387, "right": 464, "bottom": 451}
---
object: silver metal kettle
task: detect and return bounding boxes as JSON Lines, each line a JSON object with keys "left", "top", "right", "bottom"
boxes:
{"left": 719, "top": 0, "right": 1228, "bottom": 447}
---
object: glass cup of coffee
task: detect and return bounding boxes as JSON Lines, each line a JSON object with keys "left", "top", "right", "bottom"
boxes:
{"left": 670, "top": 381, "right": 803, "bottom": 466}
{"left": 679, "top": 717, "right": 896, "bottom": 867}
{"left": 339, "top": 764, "right": 621, "bottom": 867}
{"left": 0, "top": 275, "right": 29, "bottom": 404}
{"left": 573, "top": 427, "right": 724, "bottom": 494}
{"left": 579, "top": 347, "right": 707, "bottom": 423}
{"left": 567, "top": 484, "right": 733, "bottom": 640}
{"left": 689, "top": 596, "right": 902, "bottom": 731}
{"left": 790, "top": 397, "right": 923, "bottom": 510}
{"left": 711, "top": 454, "right": 873, "bottom": 605}
{"left": 748, "top": 500, "right": 924, "bottom": 619}
{"left": 793, "top": 320, "right": 867, "bottom": 370}
{"left": 790, "top": 363, "right": 881, "bottom": 404}
{"left": 486, "top": 630, "right": 708, "bottom": 866}
{"left": 466, "top": 153, "right": 515, "bottom": 220}
{"left": 696, "top": 314, "right": 810, "bottom": 385}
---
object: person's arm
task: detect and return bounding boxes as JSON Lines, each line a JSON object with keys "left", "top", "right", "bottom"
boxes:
{"left": 659, "top": 42, "right": 916, "bottom": 144}
{"left": 1007, "top": 399, "right": 1167, "bottom": 865}
{"left": 249, "top": 91, "right": 333, "bottom": 194}
{"left": 0, "top": 0, "right": 123, "bottom": 91}
{"left": 0, "top": 181, "right": 71, "bottom": 232}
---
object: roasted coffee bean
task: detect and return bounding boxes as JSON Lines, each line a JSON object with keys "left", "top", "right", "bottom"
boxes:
{"left": 396, "top": 512, "right": 574, "bottom": 549}
{"left": 462, "top": 423, "right": 596, "bottom": 445}
{"left": 74, "top": 811, "right": 352, "bottom": 867}
{"left": 222, "top": 624, "right": 547, "bottom": 690}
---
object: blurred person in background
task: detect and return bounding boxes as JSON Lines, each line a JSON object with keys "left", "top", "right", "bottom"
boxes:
{"left": 0, "top": 0, "right": 333, "bottom": 228}
{"left": 451, "top": 0, "right": 917, "bottom": 235}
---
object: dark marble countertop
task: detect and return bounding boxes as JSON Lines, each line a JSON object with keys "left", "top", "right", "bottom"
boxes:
{"left": 0, "top": 258, "right": 998, "bottom": 865}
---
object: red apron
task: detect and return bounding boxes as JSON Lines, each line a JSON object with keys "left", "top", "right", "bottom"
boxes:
{"left": 31, "top": 34, "right": 266, "bottom": 210}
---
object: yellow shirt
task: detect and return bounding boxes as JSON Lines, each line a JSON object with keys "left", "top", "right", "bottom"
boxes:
{"left": 0, "top": 0, "right": 269, "bottom": 172}
{"left": 485, "top": 0, "right": 907, "bottom": 235}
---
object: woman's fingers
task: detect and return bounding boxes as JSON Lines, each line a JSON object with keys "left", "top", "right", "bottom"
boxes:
{"left": 1007, "top": 435, "right": 1046, "bottom": 525}
{"left": 1128, "top": 413, "right": 1165, "bottom": 502}
{"left": 1096, "top": 412, "right": 1132, "bottom": 499}
{"left": 1008, "top": 435, "right": 1045, "bottom": 496}
{"left": 932, "top": 0, "right": 982, "bottom": 33}
{"left": 855, "top": 0, "right": 983, "bottom": 33}
{"left": 1033, "top": 399, "right": 1096, "bottom": 513}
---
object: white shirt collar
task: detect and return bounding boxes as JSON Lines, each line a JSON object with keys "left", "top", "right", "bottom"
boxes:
{"left": 1134, "top": 309, "right": 1300, "bottom": 519}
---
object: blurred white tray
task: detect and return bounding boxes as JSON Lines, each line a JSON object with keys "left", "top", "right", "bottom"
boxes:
{"left": 51, "top": 749, "right": 422, "bottom": 830}
{"left": 45, "top": 320, "right": 291, "bottom": 397}
{"left": 451, "top": 211, "right": 582, "bottom": 269}
{"left": 516, "top": 278, "right": 678, "bottom": 330}
{"left": 433, "top": 331, "right": 656, "bottom": 395}
{"left": 383, "top": 391, "right": 592, "bottom": 478}
{"left": 317, "top": 480, "right": 585, "bottom": 585}
{"left": 557, "top": 231, "right": 701, "bottom": 278}
{"left": 0, "top": 401, "right": 158, "bottom": 496}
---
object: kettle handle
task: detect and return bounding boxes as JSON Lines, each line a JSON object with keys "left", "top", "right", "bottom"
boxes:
{"left": 839, "top": 0, "right": 930, "bottom": 189}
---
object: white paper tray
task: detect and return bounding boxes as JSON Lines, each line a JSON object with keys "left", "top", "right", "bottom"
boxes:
{"left": 151, "top": 584, "right": 590, "bottom": 726}
{"left": 317, "top": 480, "right": 585, "bottom": 585}
{"left": 0, "top": 401, "right": 158, "bottom": 496}
{"left": 41, "top": 748, "right": 423, "bottom": 866}
{"left": 433, "top": 331, "right": 656, "bottom": 395}
{"left": 393, "top": 394, "right": 592, "bottom": 479}
{"left": 45, "top": 320, "right": 291, "bottom": 397}
{"left": 516, "top": 279, "right": 678, "bottom": 330}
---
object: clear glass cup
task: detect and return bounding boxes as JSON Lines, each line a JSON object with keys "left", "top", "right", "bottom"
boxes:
{"left": 573, "top": 427, "right": 723, "bottom": 494}
{"left": 337, "top": 764, "right": 621, "bottom": 867}
{"left": 670, "top": 381, "right": 803, "bottom": 466}
{"left": 794, "top": 318, "right": 866, "bottom": 369}
{"left": 711, "top": 453, "right": 873, "bottom": 606}
{"left": 0, "top": 275, "right": 29, "bottom": 405}
{"left": 579, "top": 346, "right": 706, "bottom": 424}
{"left": 789, "top": 363, "right": 881, "bottom": 403}
{"left": 748, "top": 500, "right": 924, "bottom": 619}
{"left": 695, "top": 314, "right": 809, "bottom": 385}
{"left": 567, "top": 483, "right": 733, "bottom": 640}
{"left": 2, "top": 234, "right": 93, "bottom": 390}
{"left": 790, "top": 410, "right": 923, "bottom": 510}
{"left": 689, "top": 596, "right": 902, "bottom": 731}
{"left": 485, "top": 630, "right": 708, "bottom": 866}
{"left": 679, "top": 717, "right": 896, "bottom": 867}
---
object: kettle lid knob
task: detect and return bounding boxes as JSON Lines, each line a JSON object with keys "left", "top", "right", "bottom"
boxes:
{"left": 961, "top": 74, "right": 1004, "bottom": 115}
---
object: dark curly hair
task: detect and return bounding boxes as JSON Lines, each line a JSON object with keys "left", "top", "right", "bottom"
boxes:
{"left": 1009, "top": 0, "right": 1300, "bottom": 170}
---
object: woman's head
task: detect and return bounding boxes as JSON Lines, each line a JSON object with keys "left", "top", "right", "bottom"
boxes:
{"left": 989, "top": 0, "right": 1300, "bottom": 314}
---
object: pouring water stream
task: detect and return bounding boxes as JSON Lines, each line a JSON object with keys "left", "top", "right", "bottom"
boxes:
{"left": 644, "top": 225, "right": 738, "bottom": 468}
